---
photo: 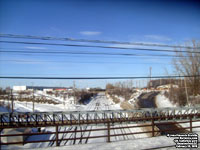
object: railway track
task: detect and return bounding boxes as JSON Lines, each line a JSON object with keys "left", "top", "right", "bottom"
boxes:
{"left": 34, "top": 93, "right": 197, "bottom": 145}
{"left": 57, "top": 94, "right": 99, "bottom": 145}
{"left": 102, "top": 94, "right": 136, "bottom": 142}
{"left": 1, "top": 93, "right": 200, "bottom": 149}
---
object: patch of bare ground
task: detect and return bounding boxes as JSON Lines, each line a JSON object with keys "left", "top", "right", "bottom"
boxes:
{"left": 120, "top": 101, "right": 134, "bottom": 109}
{"left": 156, "top": 122, "right": 189, "bottom": 135}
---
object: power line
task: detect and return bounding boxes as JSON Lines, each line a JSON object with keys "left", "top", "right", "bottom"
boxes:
{"left": 0, "top": 33, "right": 199, "bottom": 49}
{"left": 0, "top": 75, "right": 199, "bottom": 80}
{"left": 0, "top": 59, "right": 173, "bottom": 65}
{"left": 1, "top": 52, "right": 174, "bottom": 60}
{"left": 0, "top": 50, "right": 193, "bottom": 58}
{"left": 0, "top": 40, "right": 200, "bottom": 54}
{"left": 1, "top": 73, "right": 175, "bottom": 76}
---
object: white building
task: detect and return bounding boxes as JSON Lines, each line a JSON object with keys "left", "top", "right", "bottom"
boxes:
{"left": 13, "top": 86, "right": 27, "bottom": 91}
{"left": 43, "top": 89, "right": 53, "bottom": 93}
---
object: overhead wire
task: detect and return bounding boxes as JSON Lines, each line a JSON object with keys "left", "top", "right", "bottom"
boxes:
{"left": 0, "top": 34, "right": 198, "bottom": 81}
{"left": 0, "top": 59, "right": 173, "bottom": 65}
{"left": 0, "top": 40, "right": 200, "bottom": 54}
{"left": 0, "top": 75, "right": 199, "bottom": 80}
{"left": 1, "top": 52, "right": 175, "bottom": 60}
{"left": 0, "top": 33, "right": 199, "bottom": 49}
{"left": 0, "top": 49, "right": 194, "bottom": 58}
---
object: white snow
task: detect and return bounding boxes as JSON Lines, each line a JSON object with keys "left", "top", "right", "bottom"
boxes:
{"left": 1, "top": 92, "right": 150, "bottom": 150}
{"left": 35, "top": 91, "right": 75, "bottom": 104}
{"left": 128, "top": 90, "right": 143, "bottom": 105}
{"left": 34, "top": 136, "right": 186, "bottom": 150}
{"left": 105, "top": 94, "right": 122, "bottom": 109}
{"left": 155, "top": 91, "right": 176, "bottom": 108}
{"left": 0, "top": 100, "right": 77, "bottom": 112}
{"left": 2, "top": 91, "right": 199, "bottom": 150}
{"left": 155, "top": 92, "right": 200, "bottom": 138}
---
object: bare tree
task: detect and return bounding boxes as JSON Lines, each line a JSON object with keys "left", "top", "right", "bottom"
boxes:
{"left": 106, "top": 80, "right": 134, "bottom": 101}
{"left": 173, "top": 40, "right": 200, "bottom": 96}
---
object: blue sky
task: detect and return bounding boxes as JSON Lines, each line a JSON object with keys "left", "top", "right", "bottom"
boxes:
{"left": 0, "top": 0, "right": 200, "bottom": 88}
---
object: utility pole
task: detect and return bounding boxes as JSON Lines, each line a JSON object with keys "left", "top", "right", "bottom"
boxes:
{"left": 149, "top": 67, "right": 152, "bottom": 89}
{"left": 136, "top": 80, "right": 138, "bottom": 89}
{"left": 139, "top": 80, "right": 141, "bottom": 89}
{"left": 181, "top": 78, "right": 183, "bottom": 87}
{"left": 32, "top": 88, "right": 35, "bottom": 112}
{"left": 184, "top": 77, "right": 189, "bottom": 106}
{"left": 73, "top": 81, "right": 76, "bottom": 105}
{"left": 11, "top": 89, "right": 14, "bottom": 113}
{"left": 160, "top": 78, "right": 162, "bottom": 86}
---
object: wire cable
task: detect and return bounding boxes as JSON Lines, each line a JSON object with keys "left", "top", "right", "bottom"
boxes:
{"left": 0, "top": 50, "right": 194, "bottom": 58}
{"left": 0, "top": 59, "right": 173, "bottom": 65}
{"left": 0, "top": 75, "right": 199, "bottom": 80}
{"left": 0, "top": 40, "right": 200, "bottom": 54}
{"left": 0, "top": 33, "right": 199, "bottom": 49}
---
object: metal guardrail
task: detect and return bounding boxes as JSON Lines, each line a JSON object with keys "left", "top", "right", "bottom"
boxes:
{"left": 1, "top": 106, "right": 200, "bottom": 127}
{"left": 0, "top": 114, "right": 200, "bottom": 148}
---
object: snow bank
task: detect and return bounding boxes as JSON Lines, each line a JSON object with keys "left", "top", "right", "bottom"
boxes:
{"left": 155, "top": 92, "right": 176, "bottom": 108}
{"left": 128, "top": 90, "right": 143, "bottom": 106}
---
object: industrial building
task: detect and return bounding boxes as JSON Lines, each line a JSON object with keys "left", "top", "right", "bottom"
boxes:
{"left": 13, "top": 86, "right": 70, "bottom": 91}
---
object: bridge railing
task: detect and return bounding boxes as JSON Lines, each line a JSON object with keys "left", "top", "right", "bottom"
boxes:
{"left": 1, "top": 106, "right": 200, "bottom": 127}
{"left": 0, "top": 113, "right": 200, "bottom": 148}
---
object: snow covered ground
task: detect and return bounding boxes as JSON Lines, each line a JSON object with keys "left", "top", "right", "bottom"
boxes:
{"left": 128, "top": 90, "right": 144, "bottom": 106}
{"left": 0, "top": 90, "right": 78, "bottom": 113}
{"left": 1, "top": 90, "right": 200, "bottom": 150}
{"left": 155, "top": 91, "right": 176, "bottom": 108}
{"left": 0, "top": 99, "right": 77, "bottom": 112}
{"left": 155, "top": 91, "right": 200, "bottom": 137}
{"left": 36, "top": 136, "right": 196, "bottom": 150}
{"left": 1, "top": 92, "right": 150, "bottom": 150}
{"left": 35, "top": 91, "right": 75, "bottom": 104}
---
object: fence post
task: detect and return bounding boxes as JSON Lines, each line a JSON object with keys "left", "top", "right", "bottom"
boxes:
{"left": 56, "top": 125, "right": 59, "bottom": 146}
{"left": 152, "top": 117, "right": 154, "bottom": 137}
{"left": 107, "top": 122, "right": 111, "bottom": 142}
{"left": 0, "top": 129, "right": 1, "bottom": 150}
{"left": 190, "top": 115, "right": 192, "bottom": 133}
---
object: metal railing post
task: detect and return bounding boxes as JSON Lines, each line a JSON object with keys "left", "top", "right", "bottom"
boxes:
{"left": 190, "top": 115, "right": 192, "bottom": 133}
{"left": 0, "top": 129, "right": 1, "bottom": 150}
{"left": 56, "top": 125, "right": 59, "bottom": 146}
{"left": 107, "top": 122, "right": 111, "bottom": 142}
{"left": 152, "top": 117, "right": 154, "bottom": 137}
